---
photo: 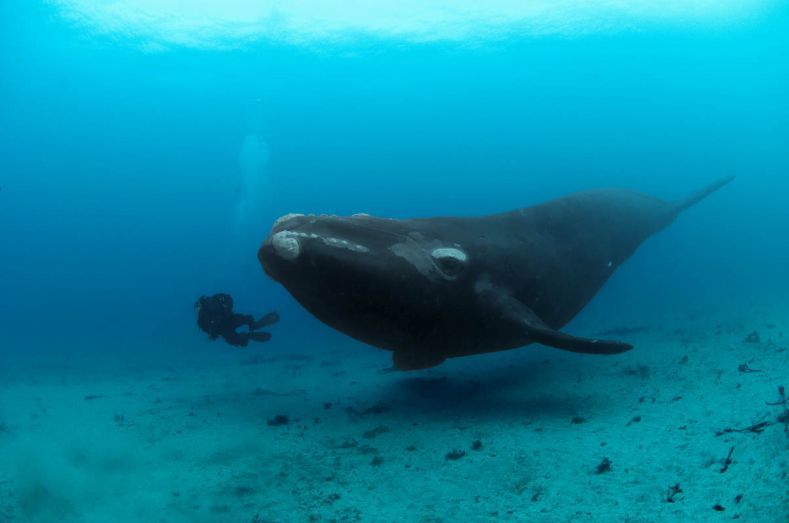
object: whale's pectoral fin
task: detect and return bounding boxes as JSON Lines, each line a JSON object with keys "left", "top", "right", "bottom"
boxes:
{"left": 523, "top": 317, "right": 633, "bottom": 355}
{"left": 514, "top": 303, "right": 632, "bottom": 354}
{"left": 478, "top": 283, "right": 633, "bottom": 355}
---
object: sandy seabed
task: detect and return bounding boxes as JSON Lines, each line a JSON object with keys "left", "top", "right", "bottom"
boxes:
{"left": 1, "top": 308, "right": 787, "bottom": 523}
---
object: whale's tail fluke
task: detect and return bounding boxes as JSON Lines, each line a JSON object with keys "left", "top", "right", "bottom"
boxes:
{"left": 674, "top": 176, "right": 735, "bottom": 215}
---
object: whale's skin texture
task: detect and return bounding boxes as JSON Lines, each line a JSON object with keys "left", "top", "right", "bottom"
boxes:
{"left": 259, "top": 178, "right": 733, "bottom": 370}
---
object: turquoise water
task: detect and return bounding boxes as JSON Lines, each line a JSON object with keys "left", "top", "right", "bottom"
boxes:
{"left": 1, "top": 2, "right": 788, "bottom": 522}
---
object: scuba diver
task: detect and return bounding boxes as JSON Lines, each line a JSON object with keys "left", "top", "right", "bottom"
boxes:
{"left": 195, "top": 293, "right": 279, "bottom": 347}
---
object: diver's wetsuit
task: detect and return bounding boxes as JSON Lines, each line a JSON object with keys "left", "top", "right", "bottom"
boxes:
{"left": 195, "top": 293, "right": 279, "bottom": 347}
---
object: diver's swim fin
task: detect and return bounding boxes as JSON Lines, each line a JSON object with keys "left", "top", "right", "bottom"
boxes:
{"left": 253, "top": 312, "right": 279, "bottom": 329}
{"left": 249, "top": 331, "right": 272, "bottom": 343}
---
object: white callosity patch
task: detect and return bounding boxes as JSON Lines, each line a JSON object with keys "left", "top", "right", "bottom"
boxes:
{"left": 271, "top": 231, "right": 301, "bottom": 261}
{"left": 431, "top": 247, "right": 468, "bottom": 278}
{"left": 50, "top": 0, "right": 775, "bottom": 50}
{"left": 271, "top": 213, "right": 305, "bottom": 231}
{"left": 321, "top": 237, "right": 370, "bottom": 253}
{"left": 273, "top": 229, "right": 369, "bottom": 256}
{"left": 431, "top": 247, "right": 467, "bottom": 263}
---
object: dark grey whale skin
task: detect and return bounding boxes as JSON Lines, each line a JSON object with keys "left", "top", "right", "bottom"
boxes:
{"left": 259, "top": 177, "right": 733, "bottom": 370}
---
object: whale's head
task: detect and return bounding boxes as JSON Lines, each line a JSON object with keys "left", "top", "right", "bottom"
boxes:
{"left": 258, "top": 212, "right": 475, "bottom": 351}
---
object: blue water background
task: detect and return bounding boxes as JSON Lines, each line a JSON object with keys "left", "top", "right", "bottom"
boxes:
{"left": 1, "top": 2, "right": 788, "bottom": 364}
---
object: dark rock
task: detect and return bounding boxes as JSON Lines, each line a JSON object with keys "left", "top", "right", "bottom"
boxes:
{"left": 445, "top": 449, "right": 466, "bottom": 461}
{"left": 666, "top": 483, "right": 683, "bottom": 503}
{"left": 338, "top": 439, "right": 358, "bottom": 449}
{"left": 626, "top": 416, "right": 642, "bottom": 426}
{"left": 357, "top": 445, "right": 378, "bottom": 455}
{"left": 346, "top": 402, "right": 390, "bottom": 418}
{"left": 738, "top": 363, "right": 762, "bottom": 373}
{"left": 363, "top": 426, "right": 390, "bottom": 439}
{"left": 595, "top": 457, "right": 612, "bottom": 474}
{"left": 623, "top": 365, "right": 650, "bottom": 379}
{"left": 266, "top": 414, "right": 289, "bottom": 426}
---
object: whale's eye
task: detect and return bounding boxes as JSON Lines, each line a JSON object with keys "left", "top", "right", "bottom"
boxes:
{"left": 431, "top": 247, "right": 467, "bottom": 277}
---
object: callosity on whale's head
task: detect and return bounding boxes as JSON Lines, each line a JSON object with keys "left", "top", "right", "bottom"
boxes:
{"left": 258, "top": 212, "right": 482, "bottom": 354}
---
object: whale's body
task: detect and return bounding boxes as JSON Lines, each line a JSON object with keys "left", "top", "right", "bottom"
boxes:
{"left": 259, "top": 177, "right": 733, "bottom": 370}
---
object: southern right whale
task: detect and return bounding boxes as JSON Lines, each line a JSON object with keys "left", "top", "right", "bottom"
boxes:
{"left": 259, "top": 177, "right": 734, "bottom": 370}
